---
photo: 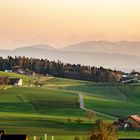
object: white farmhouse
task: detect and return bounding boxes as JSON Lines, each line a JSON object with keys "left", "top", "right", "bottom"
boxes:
{"left": 9, "top": 78, "right": 23, "bottom": 86}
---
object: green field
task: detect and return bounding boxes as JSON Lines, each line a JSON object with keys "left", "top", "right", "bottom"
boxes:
{"left": 0, "top": 71, "right": 140, "bottom": 139}
{"left": 64, "top": 84, "right": 140, "bottom": 118}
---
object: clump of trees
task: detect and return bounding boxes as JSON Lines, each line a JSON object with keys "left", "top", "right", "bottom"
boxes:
{"left": 0, "top": 76, "right": 10, "bottom": 90}
{"left": 73, "top": 119, "right": 118, "bottom": 140}
{"left": 89, "top": 119, "right": 118, "bottom": 140}
{"left": 0, "top": 56, "right": 122, "bottom": 83}
{"left": 0, "top": 76, "right": 9, "bottom": 85}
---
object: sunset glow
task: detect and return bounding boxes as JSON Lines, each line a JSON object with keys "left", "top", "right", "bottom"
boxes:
{"left": 1, "top": 0, "right": 140, "bottom": 49}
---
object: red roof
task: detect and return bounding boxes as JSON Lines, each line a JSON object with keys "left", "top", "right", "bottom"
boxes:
{"left": 128, "top": 115, "right": 140, "bottom": 124}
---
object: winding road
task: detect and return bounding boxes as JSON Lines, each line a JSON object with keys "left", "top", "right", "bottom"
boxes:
{"left": 77, "top": 92, "right": 118, "bottom": 120}
{"left": 47, "top": 87, "right": 118, "bottom": 120}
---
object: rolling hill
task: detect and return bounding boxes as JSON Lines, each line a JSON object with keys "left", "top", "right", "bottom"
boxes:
{"left": 0, "top": 71, "right": 140, "bottom": 139}
{"left": 0, "top": 44, "right": 140, "bottom": 72}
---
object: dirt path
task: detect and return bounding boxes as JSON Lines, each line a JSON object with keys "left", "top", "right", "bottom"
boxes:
{"left": 76, "top": 92, "right": 118, "bottom": 120}
{"left": 47, "top": 87, "right": 118, "bottom": 120}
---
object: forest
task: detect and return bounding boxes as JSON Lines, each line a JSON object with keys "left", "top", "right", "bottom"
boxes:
{"left": 0, "top": 56, "right": 122, "bottom": 83}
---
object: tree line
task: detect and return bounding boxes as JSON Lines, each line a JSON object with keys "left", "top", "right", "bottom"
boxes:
{"left": 0, "top": 56, "right": 122, "bottom": 83}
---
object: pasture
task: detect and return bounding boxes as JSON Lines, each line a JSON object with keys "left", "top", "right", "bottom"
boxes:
{"left": 0, "top": 71, "right": 140, "bottom": 139}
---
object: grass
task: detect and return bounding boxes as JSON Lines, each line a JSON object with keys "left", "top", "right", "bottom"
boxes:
{"left": 0, "top": 71, "right": 140, "bottom": 139}
{"left": 64, "top": 84, "right": 140, "bottom": 118}
{"left": 0, "top": 86, "right": 92, "bottom": 138}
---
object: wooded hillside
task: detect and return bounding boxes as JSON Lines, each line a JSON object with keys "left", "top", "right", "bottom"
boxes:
{"left": 0, "top": 56, "right": 122, "bottom": 83}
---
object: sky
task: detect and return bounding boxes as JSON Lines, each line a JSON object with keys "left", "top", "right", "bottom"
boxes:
{"left": 1, "top": 0, "right": 140, "bottom": 49}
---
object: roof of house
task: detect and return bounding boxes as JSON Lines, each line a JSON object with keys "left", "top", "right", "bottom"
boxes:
{"left": 128, "top": 115, "right": 140, "bottom": 124}
{"left": 9, "top": 78, "right": 21, "bottom": 85}
{"left": 1, "top": 134, "right": 27, "bottom": 140}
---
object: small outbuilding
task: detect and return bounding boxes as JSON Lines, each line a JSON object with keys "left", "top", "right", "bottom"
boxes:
{"left": 9, "top": 78, "right": 23, "bottom": 86}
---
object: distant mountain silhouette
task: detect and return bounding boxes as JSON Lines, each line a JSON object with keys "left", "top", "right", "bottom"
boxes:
{"left": 0, "top": 43, "right": 140, "bottom": 72}
{"left": 62, "top": 41, "right": 140, "bottom": 57}
{"left": 15, "top": 44, "right": 56, "bottom": 50}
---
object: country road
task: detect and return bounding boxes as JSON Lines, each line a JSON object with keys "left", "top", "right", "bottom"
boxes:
{"left": 77, "top": 92, "right": 118, "bottom": 120}
{"left": 78, "top": 93, "right": 84, "bottom": 109}
{"left": 47, "top": 87, "right": 118, "bottom": 120}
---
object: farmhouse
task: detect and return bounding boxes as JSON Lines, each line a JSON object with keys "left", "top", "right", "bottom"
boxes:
{"left": 122, "top": 72, "right": 140, "bottom": 83}
{"left": 115, "top": 115, "right": 140, "bottom": 130}
{"left": 9, "top": 78, "right": 23, "bottom": 86}
{"left": 125, "top": 115, "right": 140, "bottom": 129}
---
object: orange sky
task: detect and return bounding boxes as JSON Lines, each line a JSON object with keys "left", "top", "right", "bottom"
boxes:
{"left": 1, "top": 0, "right": 140, "bottom": 49}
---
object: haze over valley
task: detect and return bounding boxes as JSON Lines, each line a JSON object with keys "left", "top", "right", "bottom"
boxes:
{"left": 1, "top": 41, "right": 140, "bottom": 72}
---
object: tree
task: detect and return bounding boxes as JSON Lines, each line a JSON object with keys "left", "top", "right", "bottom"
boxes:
{"left": 74, "top": 136, "right": 80, "bottom": 140}
{"left": 67, "top": 118, "right": 71, "bottom": 123}
{"left": 0, "top": 76, "right": 9, "bottom": 85}
{"left": 75, "top": 118, "right": 83, "bottom": 124}
{"left": 85, "top": 110, "right": 96, "bottom": 122}
{"left": 89, "top": 119, "right": 118, "bottom": 140}
{"left": 0, "top": 56, "right": 121, "bottom": 83}
{"left": 34, "top": 74, "right": 41, "bottom": 88}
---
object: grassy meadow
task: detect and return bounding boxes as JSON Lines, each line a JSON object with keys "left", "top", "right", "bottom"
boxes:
{"left": 64, "top": 84, "right": 140, "bottom": 118}
{"left": 0, "top": 71, "right": 140, "bottom": 139}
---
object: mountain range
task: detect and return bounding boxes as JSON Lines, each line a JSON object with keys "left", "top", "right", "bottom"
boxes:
{"left": 0, "top": 41, "right": 140, "bottom": 72}
{"left": 63, "top": 41, "right": 140, "bottom": 57}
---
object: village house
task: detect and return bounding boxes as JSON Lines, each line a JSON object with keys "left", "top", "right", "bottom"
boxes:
{"left": 9, "top": 78, "right": 23, "bottom": 86}
{"left": 122, "top": 72, "right": 140, "bottom": 83}
{"left": 4, "top": 70, "right": 12, "bottom": 73}
{"left": 125, "top": 115, "right": 140, "bottom": 129}
{"left": 114, "top": 115, "right": 140, "bottom": 130}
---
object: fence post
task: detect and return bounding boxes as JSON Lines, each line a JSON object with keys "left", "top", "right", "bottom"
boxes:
{"left": 45, "top": 134, "right": 47, "bottom": 140}
{"left": 52, "top": 136, "right": 54, "bottom": 140}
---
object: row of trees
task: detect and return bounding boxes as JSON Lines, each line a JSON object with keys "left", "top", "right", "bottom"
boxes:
{"left": 0, "top": 56, "right": 122, "bottom": 83}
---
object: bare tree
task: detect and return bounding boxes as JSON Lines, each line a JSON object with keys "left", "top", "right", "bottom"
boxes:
{"left": 89, "top": 119, "right": 118, "bottom": 140}
{"left": 85, "top": 110, "right": 96, "bottom": 122}
{"left": 33, "top": 74, "right": 44, "bottom": 88}
{"left": 75, "top": 118, "right": 83, "bottom": 124}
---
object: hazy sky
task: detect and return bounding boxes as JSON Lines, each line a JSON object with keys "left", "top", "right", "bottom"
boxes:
{"left": 1, "top": 0, "right": 140, "bottom": 49}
